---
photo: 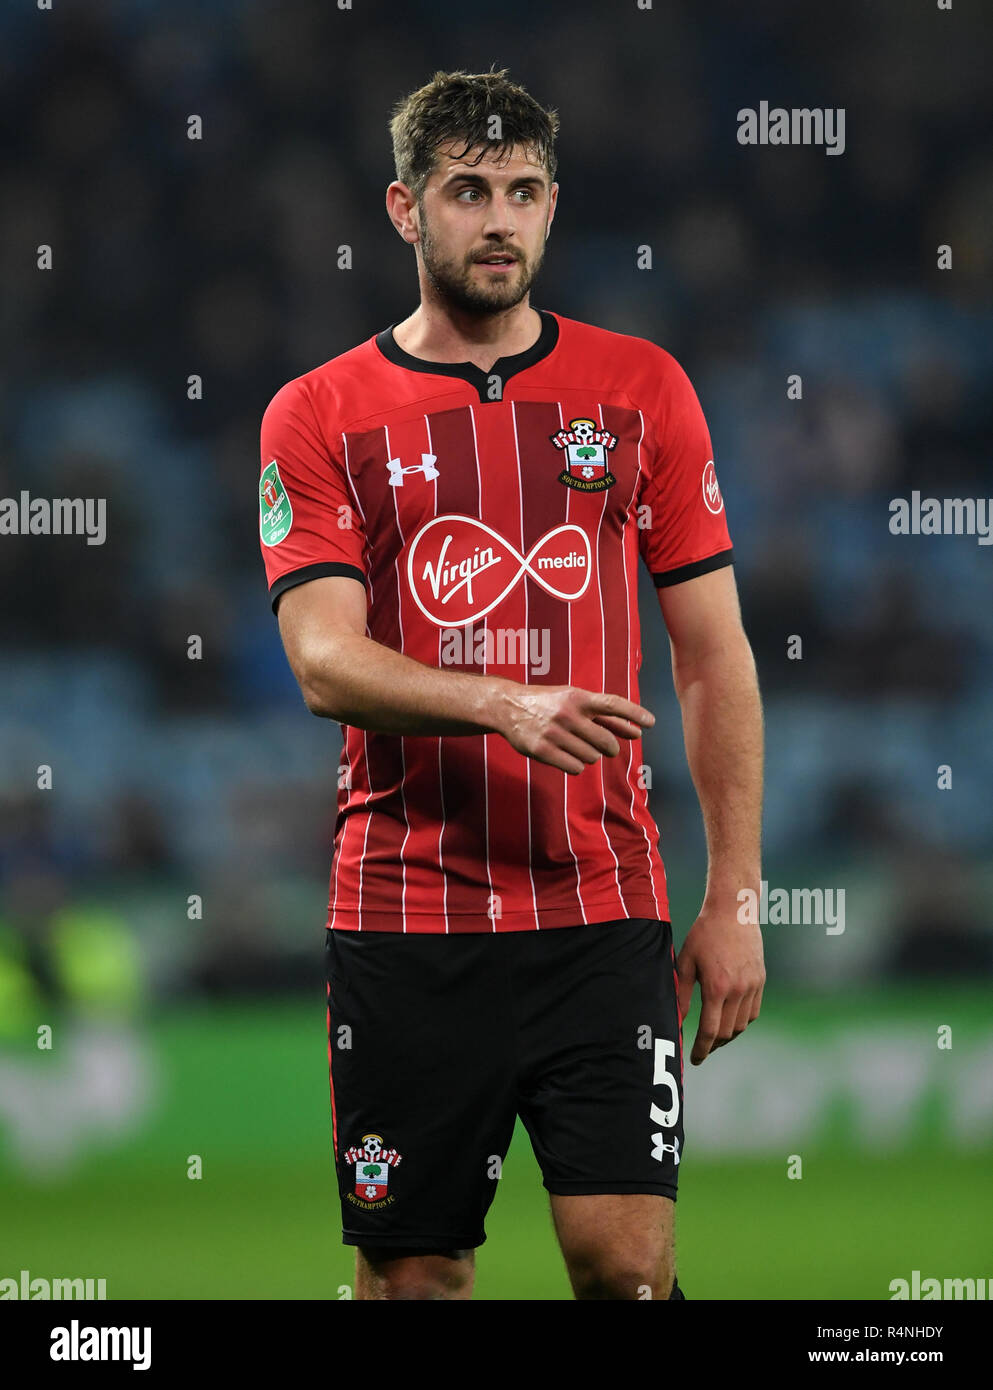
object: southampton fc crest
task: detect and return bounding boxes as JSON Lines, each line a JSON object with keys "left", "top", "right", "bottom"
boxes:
{"left": 344, "top": 1133, "right": 402, "bottom": 1207}
{"left": 551, "top": 418, "right": 618, "bottom": 492}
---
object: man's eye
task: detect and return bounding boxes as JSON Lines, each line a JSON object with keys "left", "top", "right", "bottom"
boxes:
{"left": 513, "top": 189, "right": 534, "bottom": 202}
{"left": 456, "top": 188, "right": 482, "bottom": 201}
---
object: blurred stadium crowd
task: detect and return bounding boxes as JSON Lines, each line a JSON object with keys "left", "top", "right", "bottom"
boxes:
{"left": 1, "top": 0, "right": 991, "bottom": 1017}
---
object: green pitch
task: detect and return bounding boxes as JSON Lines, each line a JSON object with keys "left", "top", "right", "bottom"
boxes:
{"left": 4, "top": 1142, "right": 990, "bottom": 1300}
{"left": 2, "top": 999, "right": 990, "bottom": 1299}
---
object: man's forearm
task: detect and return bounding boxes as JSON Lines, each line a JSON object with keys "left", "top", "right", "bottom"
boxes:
{"left": 672, "top": 633, "right": 764, "bottom": 904}
{"left": 300, "top": 629, "right": 514, "bottom": 736}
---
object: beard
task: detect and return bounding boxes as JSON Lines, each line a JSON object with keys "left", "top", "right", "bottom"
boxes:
{"left": 418, "top": 210, "right": 545, "bottom": 317}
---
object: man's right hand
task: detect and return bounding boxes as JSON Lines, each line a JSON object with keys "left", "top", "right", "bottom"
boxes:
{"left": 491, "top": 684, "right": 655, "bottom": 775}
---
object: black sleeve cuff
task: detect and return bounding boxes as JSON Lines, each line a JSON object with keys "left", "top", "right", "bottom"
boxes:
{"left": 269, "top": 562, "right": 367, "bottom": 612}
{"left": 652, "top": 547, "right": 734, "bottom": 588}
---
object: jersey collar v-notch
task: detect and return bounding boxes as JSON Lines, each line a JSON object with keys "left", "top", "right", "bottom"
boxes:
{"left": 374, "top": 309, "right": 560, "bottom": 403}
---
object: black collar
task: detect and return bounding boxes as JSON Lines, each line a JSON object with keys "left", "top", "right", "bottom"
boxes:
{"left": 375, "top": 309, "right": 559, "bottom": 403}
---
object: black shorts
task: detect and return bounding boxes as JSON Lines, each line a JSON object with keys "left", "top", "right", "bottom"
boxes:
{"left": 324, "top": 916, "right": 684, "bottom": 1250}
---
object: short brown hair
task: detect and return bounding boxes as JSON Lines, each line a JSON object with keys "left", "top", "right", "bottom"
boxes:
{"left": 389, "top": 67, "right": 559, "bottom": 202}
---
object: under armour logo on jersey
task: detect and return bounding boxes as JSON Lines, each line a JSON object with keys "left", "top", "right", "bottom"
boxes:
{"left": 651, "top": 1133, "right": 681, "bottom": 1165}
{"left": 387, "top": 453, "right": 439, "bottom": 487}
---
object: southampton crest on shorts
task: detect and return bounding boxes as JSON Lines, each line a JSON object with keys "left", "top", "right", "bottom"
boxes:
{"left": 344, "top": 1133, "right": 402, "bottom": 1208}
{"left": 551, "top": 418, "right": 618, "bottom": 492}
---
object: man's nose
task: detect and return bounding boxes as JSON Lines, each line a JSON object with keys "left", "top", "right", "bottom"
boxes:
{"left": 481, "top": 197, "right": 518, "bottom": 241}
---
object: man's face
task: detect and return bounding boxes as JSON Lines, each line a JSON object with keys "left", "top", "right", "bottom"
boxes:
{"left": 414, "top": 142, "right": 557, "bottom": 316}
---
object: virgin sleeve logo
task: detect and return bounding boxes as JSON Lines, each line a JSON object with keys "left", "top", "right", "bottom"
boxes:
{"left": 702, "top": 460, "right": 724, "bottom": 515}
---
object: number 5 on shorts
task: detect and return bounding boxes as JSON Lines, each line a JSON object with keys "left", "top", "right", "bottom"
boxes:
{"left": 650, "top": 1037, "right": 679, "bottom": 1129}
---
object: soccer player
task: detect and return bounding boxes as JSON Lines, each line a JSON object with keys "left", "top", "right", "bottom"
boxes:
{"left": 259, "top": 68, "right": 765, "bottom": 1301}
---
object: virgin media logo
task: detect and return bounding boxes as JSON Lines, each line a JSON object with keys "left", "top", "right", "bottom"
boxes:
{"left": 406, "top": 514, "right": 592, "bottom": 627}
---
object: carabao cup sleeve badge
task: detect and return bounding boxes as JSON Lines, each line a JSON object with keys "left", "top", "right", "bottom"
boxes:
{"left": 259, "top": 459, "right": 293, "bottom": 546}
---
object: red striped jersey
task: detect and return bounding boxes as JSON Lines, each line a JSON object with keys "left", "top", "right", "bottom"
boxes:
{"left": 259, "top": 309, "right": 733, "bottom": 933}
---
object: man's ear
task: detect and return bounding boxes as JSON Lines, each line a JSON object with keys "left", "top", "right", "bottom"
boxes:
{"left": 386, "top": 180, "right": 419, "bottom": 244}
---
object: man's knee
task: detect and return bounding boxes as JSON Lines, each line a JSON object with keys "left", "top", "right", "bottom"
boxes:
{"left": 568, "top": 1244, "right": 674, "bottom": 1300}
{"left": 356, "top": 1247, "right": 475, "bottom": 1300}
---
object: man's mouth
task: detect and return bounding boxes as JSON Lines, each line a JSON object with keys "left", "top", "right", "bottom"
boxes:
{"left": 475, "top": 253, "right": 518, "bottom": 270}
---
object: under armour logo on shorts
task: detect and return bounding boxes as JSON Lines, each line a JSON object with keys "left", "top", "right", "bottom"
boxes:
{"left": 651, "top": 1133, "right": 680, "bottom": 1164}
